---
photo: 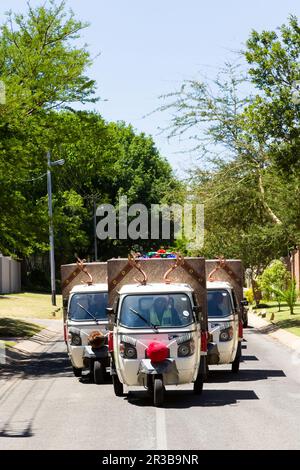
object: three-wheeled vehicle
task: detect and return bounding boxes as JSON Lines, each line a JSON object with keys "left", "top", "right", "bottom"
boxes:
{"left": 61, "top": 259, "right": 109, "bottom": 383}
{"left": 206, "top": 259, "right": 246, "bottom": 373}
{"left": 107, "top": 254, "right": 209, "bottom": 406}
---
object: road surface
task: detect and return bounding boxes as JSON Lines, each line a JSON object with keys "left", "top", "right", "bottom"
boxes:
{"left": 1, "top": 323, "right": 300, "bottom": 450}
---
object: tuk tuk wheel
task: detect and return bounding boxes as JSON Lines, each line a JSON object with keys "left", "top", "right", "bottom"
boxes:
{"left": 193, "top": 374, "right": 204, "bottom": 394}
{"left": 94, "top": 360, "right": 105, "bottom": 384}
{"left": 232, "top": 342, "right": 242, "bottom": 373}
{"left": 112, "top": 374, "right": 124, "bottom": 396}
{"left": 153, "top": 377, "right": 164, "bottom": 407}
{"left": 72, "top": 366, "right": 82, "bottom": 378}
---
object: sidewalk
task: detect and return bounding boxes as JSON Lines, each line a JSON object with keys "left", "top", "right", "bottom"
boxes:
{"left": 0, "top": 318, "right": 62, "bottom": 366}
{"left": 249, "top": 311, "right": 300, "bottom": 353}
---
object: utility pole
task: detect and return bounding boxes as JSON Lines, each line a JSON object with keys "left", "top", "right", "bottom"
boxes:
{"left": 46, "top": 151, "right": 64, "bottom": 306}
{"left": 94, "top": 198, "right": 98, "bottom": 261}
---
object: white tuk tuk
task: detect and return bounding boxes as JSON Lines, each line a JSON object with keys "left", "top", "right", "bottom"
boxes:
{"left": 206, "top": 259, "right": 246, "bottom": 373}
{"left": 107, "top": 254, "right": 209, "bottom": 406}
{"left": 61, "top": 260, "right": 109, "bottom": 383}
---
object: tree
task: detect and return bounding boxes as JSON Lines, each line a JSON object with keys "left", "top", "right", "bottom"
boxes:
{"left": 257, "top": 260, "right": 290, "bottom": 309}
{"left": 0, "top": 1, "right": 97, "bottom": 257}
{"left": 245, "top": 15, "right": 300, "bottom": 174}
{"left": 158, "top": 19, "right": 300, "bottom": 271}
{"left": 0, "top": 1, "right": 181, "bottom": 289}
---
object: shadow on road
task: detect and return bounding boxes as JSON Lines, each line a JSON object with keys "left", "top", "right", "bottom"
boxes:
{"left": 126, "top": 388, "right": 259, "bottom": 408}
{"left": 0, "top": 342, "right": 72, "bottom": 380}
{"left": 207, "top": 368, "right": 286, "bottom": 383}
{"left": 241, "top": 355, "right": 259, "bottom": 361}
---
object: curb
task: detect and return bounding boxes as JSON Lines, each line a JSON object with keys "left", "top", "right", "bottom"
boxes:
{"left": 249, "top": 312, "right": 300, "bottom": 353}
{"left": 0, "top": 322, "right": 62, "bottom": 366}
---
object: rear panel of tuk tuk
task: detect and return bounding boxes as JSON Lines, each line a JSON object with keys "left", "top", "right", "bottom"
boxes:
{"left": 60, "top": 262, "right": 107, "bottom": 339}
{"left": 107, "top": 257, "right": 208, "bottom": 385}
{"left": 205, "top": 259, "right": 245, "bottom": 365}
{"left": 205, "top": 259, "right": 244, "bottom": 320}
{"left": 107, "top": 257, "right": 207, "bottom": 329}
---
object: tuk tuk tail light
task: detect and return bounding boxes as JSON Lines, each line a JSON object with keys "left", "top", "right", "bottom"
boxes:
{"left": 238, "top": 321, "right": 243, "bottom": 339}
{"left": 219, "top": 326, "right": 233, "bottom": 342}
{"left": 178, "top": 339, "right": 195, "bottom": 357}
{"left": 108, "top": 332, "right": 114, "bottom": 352}
{"left": 201, "top": 331, "right": 208, "bottom": 352}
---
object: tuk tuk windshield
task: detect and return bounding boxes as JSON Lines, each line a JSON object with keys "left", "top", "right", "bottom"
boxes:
{"left": 69, "top": 292, "right": 108, "bottom": 321}
{"left": 207, "top": 289, "right": 233, "bottom": 318}
{"left": 120, "top": 293, "right": 194, "bottom": 328}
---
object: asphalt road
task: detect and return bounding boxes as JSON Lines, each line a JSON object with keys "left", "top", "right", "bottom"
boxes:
{"left": 1, "top": 324, "right": 300, "bottom": 450}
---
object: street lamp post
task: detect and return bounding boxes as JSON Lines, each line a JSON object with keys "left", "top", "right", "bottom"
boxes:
{"left": 46, "top": 151, "right": 64, "bottom": 306}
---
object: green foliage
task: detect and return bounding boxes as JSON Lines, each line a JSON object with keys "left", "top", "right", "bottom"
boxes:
{"left": 245, "top": 15, "right": 300, "bottom": 174}
{"left": 244, "top": 288, "right": 254, "bottom": 305}
{"left": 0, "top": 1, "right": 96, "bottom": 258}
{"left": 271, "top": 279, "right": 298, "bottom": 315}
{"left": 0, "top": 2, "right": 180, "bottom": 271}
{"left": 159, "top": 17, "right": 300, "bottom": 270}
{"left": 257, "top": 260, "right": 290, "bottom": 303}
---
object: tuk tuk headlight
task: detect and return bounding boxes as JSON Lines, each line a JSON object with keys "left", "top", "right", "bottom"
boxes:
{"left": 120, "top": 342, "right": 137, "bottom": 359}
{"left": 219, "top": 326, "right": 233, "bottom": 342}
{"left": 178, "top": 339, "right": 195, "bottom": 357}
{"left": 70, "top": 333, "right": 82, "bottom": 346}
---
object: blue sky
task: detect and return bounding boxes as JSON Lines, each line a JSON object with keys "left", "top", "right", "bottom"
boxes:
{"left": 1, "top": 0, "right": 300, "bottom": 175}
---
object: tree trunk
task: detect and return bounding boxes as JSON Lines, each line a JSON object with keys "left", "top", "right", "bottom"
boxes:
{"left": 251, "top": 277, "right": 262, "bottom": 307}
{"left": 257, "top": 170, "right": 282, "bottom": 225}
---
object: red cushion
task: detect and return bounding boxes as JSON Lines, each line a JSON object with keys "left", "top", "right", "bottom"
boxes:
{"left": 146, "top": 341, "right": 168, "bottom": 362}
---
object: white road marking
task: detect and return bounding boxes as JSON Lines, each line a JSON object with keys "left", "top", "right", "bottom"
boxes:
{"left": 156, "top": 407, "right": 167, "bottom": 450}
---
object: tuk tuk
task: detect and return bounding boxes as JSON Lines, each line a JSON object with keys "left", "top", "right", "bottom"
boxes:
{"left": 61, "top": 259, "right": 109, "bottom": 383}
{"left": 206, "top": 259, "right": 246, "bottom": 373}
{"left": 107, "top": 254, "right": 209, "bottom": 406}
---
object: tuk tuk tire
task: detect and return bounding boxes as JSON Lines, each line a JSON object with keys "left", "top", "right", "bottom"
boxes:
{"left": 153, "top": 377, "right": 164, "bottom": 407}
{"left": 232, "top": 342, "right": 242, "bottom": 373}
{"left": 94, "top": 360, "right": 105, "bottom": 384}
{"left": 112, "top": 374, "right": 124, "bottom": 397}
{"left": 72, "top": 366, "right": 82, "bottom": 378}
{"left": 193, "top": 374, "right": 204, "bottom": 394}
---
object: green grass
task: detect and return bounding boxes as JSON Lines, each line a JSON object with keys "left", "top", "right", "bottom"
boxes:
{"left": 0, "top": 292, "right": 62, "bottom": 320}
{"left": 252, "top": 301, "right": 300, "bottom": 337}
{"left": 1, "top": 340, "right": 17, "bottom": 347}
{"left": 0, "top": 317, "right": 43, "bottom": 338}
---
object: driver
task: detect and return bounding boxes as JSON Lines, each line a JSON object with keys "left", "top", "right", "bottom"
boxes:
{"left": 150, "top": 297, "right": 180, "bottom": 326}
{"left": 212, "top": 291, "right": 225, "bottom": 316}
{"left": 85, "top": 294, "right": 97, "bottom": 316}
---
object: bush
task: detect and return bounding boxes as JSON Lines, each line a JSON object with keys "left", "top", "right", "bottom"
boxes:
{"left": 257, "top": 260, "right": 290, "bottom": 307}
{"left": 244, "top": 288, "right": 254, "bottom": 304}
{"left": 272, "top": 279, "right": 298, "bottom": 315}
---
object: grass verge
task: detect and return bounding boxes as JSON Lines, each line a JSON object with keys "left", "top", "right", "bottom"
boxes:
{"left": 0, "top": 317, "right": 43, "bottom": 338}
{"left": 0, "top": 292, "right": 62, "bottom": 319}
{"left": 252, "top": 301, "right": 300, "bottom": 337}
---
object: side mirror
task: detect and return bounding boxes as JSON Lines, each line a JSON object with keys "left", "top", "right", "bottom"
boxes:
{"left": 193, "top": 305, "right": 202, "bottom": 322}
{"left": 106, "top": 307, "right": 116, "bottom": 331}
{"left": 241, "top": 299, "right": 248, "bottom": 307}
